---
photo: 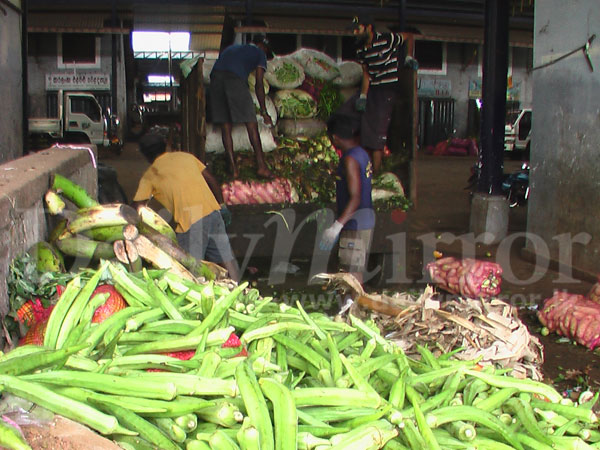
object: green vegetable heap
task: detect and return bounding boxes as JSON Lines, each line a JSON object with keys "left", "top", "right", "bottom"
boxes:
{"left": 1, "top": 258, "right": 599, "bottom": 450}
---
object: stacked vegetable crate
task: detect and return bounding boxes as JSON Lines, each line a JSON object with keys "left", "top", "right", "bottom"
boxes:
{"left": 0, "top": 260, "right": 599, "bottom": 450}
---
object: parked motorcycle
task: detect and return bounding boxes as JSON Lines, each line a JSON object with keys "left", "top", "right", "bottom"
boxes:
{"left": 502, "top": 161, "right": 530, "bottom": 207}
{"left": 466, "top": 160, "right": 530, "bottom": 208}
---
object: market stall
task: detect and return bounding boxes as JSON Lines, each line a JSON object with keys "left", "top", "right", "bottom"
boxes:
{"left": 198, "top": 48, "right": 414, "bottom": 275}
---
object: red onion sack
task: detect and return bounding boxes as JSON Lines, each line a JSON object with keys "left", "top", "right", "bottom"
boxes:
{"left": 537, "top": 291, "right": 600, "bottom": 350}
{"left": 426, "top": 256, "right": 503, "bottom": 299}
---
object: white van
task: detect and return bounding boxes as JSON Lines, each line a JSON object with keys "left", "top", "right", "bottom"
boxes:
{"left": 504, "top": 108, "right": 532, "bottom": 158}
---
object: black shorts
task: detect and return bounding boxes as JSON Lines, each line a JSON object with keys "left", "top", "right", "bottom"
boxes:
{"left": 208, "top": 70, "right": 257, "bottom": 124}
{"left": 337, "top": 84, "right": 398, "bottom": 151}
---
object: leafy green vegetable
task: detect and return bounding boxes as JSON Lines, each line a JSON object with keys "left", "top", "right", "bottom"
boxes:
{"left": 277, "top": 93, "right": 316, "bottom": 119}
{"left": 317, "top": 82, "right": 344, "bottom": 121}
{"left": 5, "top": 252, "right": 73, "bottom": 340}
{"left": 274, "top": 63, "right": 301, "bottom": 84}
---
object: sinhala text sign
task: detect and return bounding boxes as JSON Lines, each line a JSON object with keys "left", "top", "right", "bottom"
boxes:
{"left": 45, "top": 73, "right": 110, "bottom": 91}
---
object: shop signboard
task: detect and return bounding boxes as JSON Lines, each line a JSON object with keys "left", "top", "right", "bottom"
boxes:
{"left": 45, "top": 73, "right": 110, "bottom": 90}
{"left": 417, "top": 78, "right": 451, "bottom": 97}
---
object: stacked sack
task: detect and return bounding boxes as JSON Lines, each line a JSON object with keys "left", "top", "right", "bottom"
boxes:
{"left": 267, "top": 49, "right": 361, "bottom": 138}
{"left": 204, "top": 48, "right": 362, "bottom": 146}
{"left": 537, "top": 280, "right": 600, "bottom": 350}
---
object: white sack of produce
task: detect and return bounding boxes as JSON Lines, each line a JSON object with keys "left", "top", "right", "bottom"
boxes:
{"left": 222, "top": 178, "right": 299, "bottom": 205}
{"left": 273, "top": 89, "right": 318, "bottom": 119}
{"left": 332, "top": 60, "right": 363, "bottom": 87}
{"left": 372, "top": 172, "right": 405, "bottom": 201}
{"left": 265, "top": 56, "right": 305, "bottom": 89}
{"left": 248, "top": 72, "right": 270, "bottom": 94}
{"left": 251, "top": 92, "right": 277, "bottom": 126}
{"left": 205, "top": 94, "right": 277, "bottom": 153}
{"left": 290, "top": 48, "right": 340, "bottom": 81}
{"left": 277, "top": 118, "right": 326, "bottom": 138}
{"left": 205, "top": 122, "right": 277, "bottom": 153}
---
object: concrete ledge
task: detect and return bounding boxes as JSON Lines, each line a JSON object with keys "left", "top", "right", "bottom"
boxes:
{"left": 0, "top": 146, "right": 97, "bottom": 323}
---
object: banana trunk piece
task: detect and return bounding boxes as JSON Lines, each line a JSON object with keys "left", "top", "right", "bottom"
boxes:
{"left": 140, "top": 228, "right": 226, "bottom": 280}
{"left": 28, "top": 241, "right": 65, "bottom": 272}
{"left": 51, "top": 173, "right": 98, "bottom": 208}
{"left": 131, "top": 234, "right": 196, "bottom": 282}
{"left": 45, "top": 189, "right": 66, "bottom": 215}
{"left": 114, "top": 240, "right": 128, "bottom": 265}
{"left": 123, "top": 224, "right": 139, "bottom": 241}
{"left": 65, "top": 203, "right": 139, "bottom": 236}
{"left": 136, "top": 205, "right": 176, "bottom": 242}
{"left": 55, "top": 237, "right": 115, "bottom": 260}
{"left": 114, "top": 239, "right": 143, "bottom": 273}
{"left": 81, "top": 224, "right": 126, "bottom": 243}
{"left": 125, "top": 239, "right": 143, "bottom": 272}
{"left": 49, "top": 218, "right": 69, "bottom": 243}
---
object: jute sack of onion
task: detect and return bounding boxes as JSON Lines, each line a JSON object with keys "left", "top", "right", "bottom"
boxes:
{"left": 537, "top": 291, "right": 600, "bottom": 349}
{"left": 426, "top": 256, "right": 503, "bottom": 299}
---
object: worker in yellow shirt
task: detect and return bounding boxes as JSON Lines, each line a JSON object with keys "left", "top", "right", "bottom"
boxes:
{"left": 132, "top": 133, "right": 240, "bottom": 281}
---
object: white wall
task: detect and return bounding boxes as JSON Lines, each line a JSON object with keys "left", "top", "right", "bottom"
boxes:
{"left": 417, "top": 42, "right": 533, "bottom": 139}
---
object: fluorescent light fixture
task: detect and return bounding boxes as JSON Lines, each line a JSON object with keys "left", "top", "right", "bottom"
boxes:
{"left": 147, "top": 75, "right": 175, "bottom": 85}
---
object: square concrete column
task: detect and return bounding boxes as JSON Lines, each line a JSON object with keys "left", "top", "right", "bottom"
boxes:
{"left": 470, "top": 192, "right": 509, "bottom": 244}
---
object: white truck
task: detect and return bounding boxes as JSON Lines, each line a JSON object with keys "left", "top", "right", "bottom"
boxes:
{"left": 504, "top": 108, "right": 532, "bottom": 158}
{"left": 28, "top": 91, "right": 120, "bottom": 150}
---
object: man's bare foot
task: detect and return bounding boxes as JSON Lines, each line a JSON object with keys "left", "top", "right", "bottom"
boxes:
{"left": 256, "top": 167, "right": 275, "bottom": 179}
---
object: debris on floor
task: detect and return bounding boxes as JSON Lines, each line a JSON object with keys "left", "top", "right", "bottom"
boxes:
{"left": 312, "top": 272, "right": 544, "bottom": 380}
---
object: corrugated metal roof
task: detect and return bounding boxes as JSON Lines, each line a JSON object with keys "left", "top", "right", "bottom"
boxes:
{"left": 238, "top": 16, "right": 353, "bottom": 36}
{"left": 133, "top": 11, "right": 224, "bottom": 33}
{"left": 236, "top": 16, "right": 532, "bottom": 48}
{"left": 190, "top": 33, "right": 222, "bottom": 52}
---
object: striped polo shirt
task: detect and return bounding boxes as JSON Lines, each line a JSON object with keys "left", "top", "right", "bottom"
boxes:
{"left": 356, "top": 32, "right": 403, "bottom": 86}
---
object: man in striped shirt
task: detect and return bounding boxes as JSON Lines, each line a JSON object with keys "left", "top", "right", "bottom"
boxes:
{"left": 349, "top": 14, "right": 412, "bottom": 173}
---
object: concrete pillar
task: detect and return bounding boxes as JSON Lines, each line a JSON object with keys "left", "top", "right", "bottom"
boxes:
{"left": 470, "top": 193, "right": 509, "bottom": 244}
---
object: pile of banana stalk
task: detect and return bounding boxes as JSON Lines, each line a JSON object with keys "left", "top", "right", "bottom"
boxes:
{"left": 44, "top": 174, "right": 225, "bottom": 282}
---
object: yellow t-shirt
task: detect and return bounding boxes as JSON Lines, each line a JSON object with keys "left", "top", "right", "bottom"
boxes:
{"left": 133, "top": 152, "right": 220, "bottom": 233}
